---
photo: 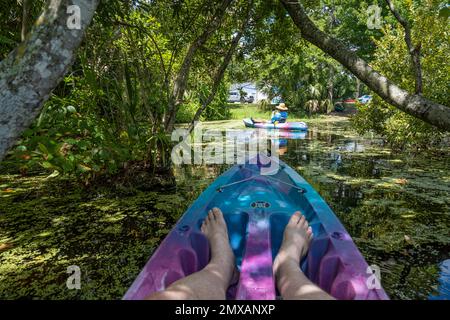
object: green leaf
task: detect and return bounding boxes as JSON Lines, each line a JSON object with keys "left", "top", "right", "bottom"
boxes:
{"left": 77, "top": 164, "right": 92, "bottom": 172}
{"left": 46, "top": 170, "right": 60, "bottom": 179}
{"left": 38, "top": 143, "right": 49, "bottom": 155}
{"left": 66, "top": 105, "right": 77, "bottom": 113}
{"left": 41, "top": 161, "right": 53, "bottom": 169}
{"left": 438, "top": 6, "right": 450, "bottom": 19}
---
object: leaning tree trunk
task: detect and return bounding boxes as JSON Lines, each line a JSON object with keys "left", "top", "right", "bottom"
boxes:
{"left": 164, "top": 0, "right": 234, "bottom": 132}
{"left": 21, "top": 0, "right": 31, "bottom": 42}
{"left": 280, "top": 0, "right": 450, "bottom": 131}
{"left": 0, "top": 0, "right": 100, "bottom": 162}
{"left": 186, "top": 28, "right": 243, "bottom": 135}
{"left": 186, "top": 1, "right": 253, "bottom": 135}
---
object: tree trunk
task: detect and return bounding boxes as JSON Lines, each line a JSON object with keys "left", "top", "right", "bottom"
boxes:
{"left": 164, "top": 0, "right": 234, "bottom": 132}
{"left": 355, "top": 77, "right": 360, "bottom": 99}
{"left": 327, "top": 67, "right": 334, "bottom": 113}
{"left": 21, "top": 0, "right": 31, "bottom": 42}
{"left": 186, "top": 30, "right": 244, "bottom": 135}
{"left": 384, "top": 0, "right": 422, "bottom": 95}
{"left": 280, "top": 0, "right": 450, "bottom": 131}
{"left": 0, "top": 0, "right": 99, "bottom": 162}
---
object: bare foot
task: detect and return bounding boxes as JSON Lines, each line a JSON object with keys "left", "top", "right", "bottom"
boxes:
{"left": 201, "top": 208, "right": 235, "bottom": 281}
{"left": 273, "top": 211, "right": 313, "bottom": 277}
{"left": 272, "top": 211, "right": 334, "bottom": 300}
{"left": 146, "top": 208, "right": 236, "bottom": 300}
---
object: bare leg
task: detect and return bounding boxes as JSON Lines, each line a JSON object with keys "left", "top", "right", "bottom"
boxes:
{"left": 252, "top": 118, "right": 267, "bottom": 123}
{"left": 273, "top": 211, "right": 335, "bottom": 300}
{"left": 147, "top": 207, "right": 235, "bottom": 300}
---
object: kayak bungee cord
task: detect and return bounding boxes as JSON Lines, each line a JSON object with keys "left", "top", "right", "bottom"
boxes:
{"left": 216, "top": 166, "right": 305, "bottom": 193}
{"left": 240, "top": 165, "right": 306, "bottom": 193}
{"left": 216, "top": 176, "right": 255, "bottom": 192}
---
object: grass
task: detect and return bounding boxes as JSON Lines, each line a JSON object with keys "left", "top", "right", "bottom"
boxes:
{"left": 228, "top": 103, "right": 272, "bottom": 120}
{"left": 228, "top": 103, "right": 322, "bottom": 122}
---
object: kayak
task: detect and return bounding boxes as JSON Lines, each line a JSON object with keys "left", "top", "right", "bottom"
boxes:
{"left": 243, "top": 118, "right": 308, "bottom": 131}
{"left": 123, "top": 154, "right": 388, "bottom": 300}
{"left": 241, "top": 129, "right": 307, "bottom": 140}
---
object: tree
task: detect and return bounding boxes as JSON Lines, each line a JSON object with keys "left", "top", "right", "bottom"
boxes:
{"left": 280, "top": 0, "right": 450, "bottom": 131}
{"left": 186, "top": 0, "right": 254, "bottom": 134}
{"left": 164, "top": 0, "right": 234, "bottom": 132}
{"left": 384, "top": 0, "right": 422, "bottom": 94}
{"left": 351, "top": 1, "right": 448, "bottom": 149}
{"left": 0, "top": 0, "right": 99, "bottom": 162}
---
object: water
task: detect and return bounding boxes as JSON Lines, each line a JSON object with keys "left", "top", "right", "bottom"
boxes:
{"left": 174, "top": 117, "right": 450, "bottom": 300}
{"left": 0, "top": 117, "right": 448, "bottom": 300}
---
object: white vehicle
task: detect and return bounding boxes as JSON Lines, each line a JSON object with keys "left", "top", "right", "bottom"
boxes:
{"left": 358, "top": 95, "right": 372, "bottom": 104}
{"left": 227, "top": 91, "right": 240, "bottom": 103}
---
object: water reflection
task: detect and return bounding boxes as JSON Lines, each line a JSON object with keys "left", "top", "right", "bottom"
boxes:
{"left": 175, "top": 119, "right": 449, "bottom": 300}
{"left": 429, "top": 259, "right": 450, "bottom": 299}
{"left": 269, "top": 130, "right": 306, "bottom": 156}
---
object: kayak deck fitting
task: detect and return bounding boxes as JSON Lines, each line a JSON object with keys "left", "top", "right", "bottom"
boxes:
{"left": 123, "top": 155, "right": 388, "bottom": 300}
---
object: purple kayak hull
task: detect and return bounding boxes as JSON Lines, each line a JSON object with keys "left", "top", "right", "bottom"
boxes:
{"left": 123, "top": 155, "right": 388, "bottom": 300}
{"left": 243, "top": 118, "right": 308, "bottom": 131}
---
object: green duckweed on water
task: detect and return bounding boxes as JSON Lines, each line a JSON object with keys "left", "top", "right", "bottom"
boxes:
{"left": 0, "top": 174, "right": 191, "bottom": 299}
{"left": 1, "top": 116, "right": 449, "bottom": 299}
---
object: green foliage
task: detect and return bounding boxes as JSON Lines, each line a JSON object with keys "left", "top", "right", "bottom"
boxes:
{"left": 147, "top": 131, "right": 172, "bottom": 170}
{"left": 11, "top": 100, "right": 145, "bottom": 183}
{"left": 351, "top": 1, "right": 449, "bottom": 150}
{"left": 229, "top": 103, "right": 273, "bottom": 120}
{"left": 0, "top": 174, "right": 189, "bottom": 299}
{"left": 175, "top": 101, "right": 199, "bottom": 123}
{"left": 198, "top": 80, "right": 232, "bottom": 121}
{"left": 2, "top": 0, "right": 247, "bottom": 178}
{"left": 176, "top": 80, "right": 232, "bottom": 123}
{"left": 227, "top": 1, "right": 361, "bottom": 114}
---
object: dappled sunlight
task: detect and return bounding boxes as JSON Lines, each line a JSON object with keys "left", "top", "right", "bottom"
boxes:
{"left": 0, "top": 175, "right": 191, "bottom": 299}
{"left": 280, "top": 117, "right": 449, "bottom": 299}
{"left": 0, "top": 116, "right": 448, "bottom": 300}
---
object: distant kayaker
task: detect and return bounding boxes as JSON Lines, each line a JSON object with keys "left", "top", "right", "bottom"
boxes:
{"left": 252, "top": 103, "right": 289, "bottom": 124}
{"left": 146, "top": 207, "right": 335, "bottom": 300}
{"left": 270, "top": 102, "right": 288, "bottom": 123}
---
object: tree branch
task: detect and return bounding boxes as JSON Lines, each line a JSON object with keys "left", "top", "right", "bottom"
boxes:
{"left": 384, "top": 0, "right": 422, "bottom": 94}
{"left": 185, "top": 1, "right": 255, "bottom": 135}
{"left": 280, "top": 0, "right": 449, "bottom": 131}
{"left": 164, "top": 0, "right": 234, "bottom": 132}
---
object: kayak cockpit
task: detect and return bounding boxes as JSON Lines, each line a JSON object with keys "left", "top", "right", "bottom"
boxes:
{"left": 123, "top": 157, "right": 388, "bottom": 300}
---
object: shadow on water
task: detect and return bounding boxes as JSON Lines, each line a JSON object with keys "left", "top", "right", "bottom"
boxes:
{"left": 276, "top": 120, "right": 449, "bottom": 300}
{"left": 0, "top": 117, "right": 448, "bottom": 300}
{"left": 187, "top": 117, "right": 449, "bottom": 300}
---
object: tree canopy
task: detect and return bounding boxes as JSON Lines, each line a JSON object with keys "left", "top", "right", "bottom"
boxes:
{"left": 0, "top": 0, "right": 448, "bottom": 172}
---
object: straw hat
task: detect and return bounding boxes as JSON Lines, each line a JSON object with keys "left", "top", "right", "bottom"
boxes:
{"left": 276, "top": 103, "right": 288, "bottom": 111}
